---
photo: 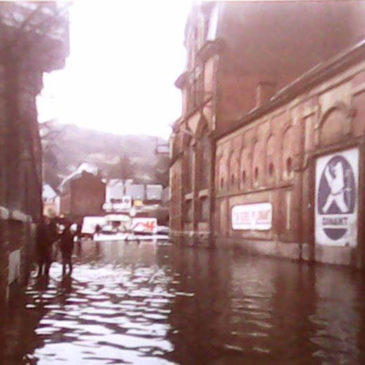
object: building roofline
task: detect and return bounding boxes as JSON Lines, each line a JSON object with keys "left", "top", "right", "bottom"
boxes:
{"left": 216, "top": 38, "right": 365, "bottom": 140}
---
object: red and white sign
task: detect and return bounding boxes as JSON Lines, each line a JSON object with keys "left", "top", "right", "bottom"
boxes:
{"left": 232, "top": 203, "right": 272, "bottom": 230}
{"left": 131, "top": 218, "right": 157, "bottom": 234}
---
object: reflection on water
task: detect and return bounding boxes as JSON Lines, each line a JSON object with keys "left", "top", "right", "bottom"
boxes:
{"left": 1, "top": 241, "right": 365, "bottom": 364}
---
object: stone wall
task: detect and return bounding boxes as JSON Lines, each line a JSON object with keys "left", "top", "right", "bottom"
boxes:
{"left": 0, "top": 210, "right": 35, "bottom": 309}
{"left": 0, "top": 2, "right": 69, "bottom": 307}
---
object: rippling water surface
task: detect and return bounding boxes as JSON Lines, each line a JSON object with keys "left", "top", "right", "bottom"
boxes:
{"left": 1, "top": 241, "right": 365, "bottom": 364}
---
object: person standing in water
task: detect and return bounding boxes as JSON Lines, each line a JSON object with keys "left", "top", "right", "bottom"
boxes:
{"left": 59, "top": 223, "right": 75, "bottom": 276}
{"left": 35, "top": 216, "right": 53, "bottom": 277}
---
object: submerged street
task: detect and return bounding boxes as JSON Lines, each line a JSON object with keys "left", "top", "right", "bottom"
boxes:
{"left": 1, "top": 240, "right": 365, "bottom": 364}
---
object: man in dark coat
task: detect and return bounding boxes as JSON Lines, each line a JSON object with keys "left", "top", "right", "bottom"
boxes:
{"left": 35, "top": 217, "right": 53, "bottom": 277}
{"left": 59, "top": 223, "right": 75, "bottom": 276}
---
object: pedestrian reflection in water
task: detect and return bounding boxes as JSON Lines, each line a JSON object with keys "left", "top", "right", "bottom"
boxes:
{"left": 34, "top": 275, "right": 49, "bottom": 290}
{"left": 59, "top": 275, "right": 72, "bottom": 295}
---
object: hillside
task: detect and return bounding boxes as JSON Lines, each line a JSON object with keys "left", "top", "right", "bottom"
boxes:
{"left": 40, "top": 121, "right": 170, "bottom": 190}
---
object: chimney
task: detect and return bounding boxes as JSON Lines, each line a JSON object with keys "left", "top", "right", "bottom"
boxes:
{"left": 256, "top": 81, "right": 276, "bottom": 107}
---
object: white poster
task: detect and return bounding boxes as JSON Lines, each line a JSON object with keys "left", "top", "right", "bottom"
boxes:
{"left": 315, "top": 147, "right": 358, "bottom": 247}
{"left": 232, "top": 203, "right": 272, "bottom": 230}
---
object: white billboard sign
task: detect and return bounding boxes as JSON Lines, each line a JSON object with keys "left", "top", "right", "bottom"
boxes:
{"left": 315, "top": 147, "right": 358, "bottom": 247}
{"left": 232, "top": 203, "right": 272, "bottom": 230}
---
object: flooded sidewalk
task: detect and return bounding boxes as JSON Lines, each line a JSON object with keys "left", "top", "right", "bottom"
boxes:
{"left": 1, "top": 240, "right": 365, "bottom": 364}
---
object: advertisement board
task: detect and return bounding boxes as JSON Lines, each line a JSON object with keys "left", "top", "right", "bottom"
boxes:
{"left": 232, "top": 203, "right": 272, "bottom": 230}
{"left": 315, "top": 147, "right": 358, "bottom": 247}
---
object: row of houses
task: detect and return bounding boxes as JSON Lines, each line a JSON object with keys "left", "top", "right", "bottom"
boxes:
{"left": 0, "top": 3, "right": 69, "bottom": 307}
{"left": 170, "top": 1, "right": 365, "bottom": 268}
{"left": 44, "top": 163, "right": 168, "bottom": 223}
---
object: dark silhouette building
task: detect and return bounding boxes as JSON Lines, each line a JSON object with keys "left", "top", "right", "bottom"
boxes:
{"left": 0, "top": 2, "right": 69, "bottom": 307}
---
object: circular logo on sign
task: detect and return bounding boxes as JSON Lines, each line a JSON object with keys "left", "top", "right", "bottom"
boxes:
{"left": 317, "top": 155, "right": 355, "bottom": 240}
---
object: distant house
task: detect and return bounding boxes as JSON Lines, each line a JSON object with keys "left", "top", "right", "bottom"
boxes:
{"left": 146, "top": 184, "right": 163, "bottom": 203}
{"left": 42, "top": 184, "right": 60, "bottom": 218}
{"left": 125, "top": 184, "right": 145, "bottom": 201}
{"left": 103, "top": 179, "right": 132, "bottom": 212}
{"left": 105, "top": 179, "right": 124, "bottom": 203}
{"left": 60, "top": 164, "right": 105, "bottom": 223}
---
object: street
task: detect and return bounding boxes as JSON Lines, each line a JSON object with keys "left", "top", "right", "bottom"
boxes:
{"left": 1, "top": 240, "right": 365, "bottom": 364}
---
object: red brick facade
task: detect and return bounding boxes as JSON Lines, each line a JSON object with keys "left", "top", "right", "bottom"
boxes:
{"left": 170, "top": 2, "right": 365, "bottom": 267}
{"left": 60, "top": 172, "right": 106, "bottom": 224}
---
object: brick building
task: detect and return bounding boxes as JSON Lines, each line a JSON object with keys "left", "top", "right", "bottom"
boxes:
{"left": 170, "top": 1, "right": 365, "bottom": 267}
{"left": 60, "top": 168, "right": 106, "bottom": 224}
{"left": 0, "top": 3, "right": 69, "bottom": 307}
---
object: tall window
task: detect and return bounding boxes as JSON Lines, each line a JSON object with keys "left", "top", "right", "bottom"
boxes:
{"left": 282, "top": 127, "right": 294, "bottom": 180}
{"left": 199, "top": 197, "right": 209, "bottom": 222}
{"left": 185, "top": 139, "right": 194, "bottom": 193}
{"left": 187, "top": 65, "right": 204, "bottom": 113}
{"left": 229, "top": 152, "right": 238, "bottom": 190}
{"left": 198, "top": 128, "right": 210, "bottom": 189}
{"left": 240, "top": 147, "right": 249, "bottom": 189}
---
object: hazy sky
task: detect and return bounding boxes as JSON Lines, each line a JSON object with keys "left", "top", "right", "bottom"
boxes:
{"left": 37, "top": 0, "right": 192, "bottom": 139}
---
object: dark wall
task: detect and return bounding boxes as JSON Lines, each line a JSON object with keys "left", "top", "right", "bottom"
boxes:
{"left": 216, "top": 1, "right": 365, "bottom": 128}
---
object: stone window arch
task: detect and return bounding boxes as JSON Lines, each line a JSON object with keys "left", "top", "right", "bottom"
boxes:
{"left": 252, "top": 140, "right": 261, "bottom": 186}
{"left": 266, "top": 135, "right": 275, "bottom": 182}
{"left": 240, "top": 146, "right": 250, "bottom": 189}
{"left": 318, "top": 103, "right": 353, "bottom": 147}
{"left": 229, "top": 151, "right": 239, "bottom": 190}
{"left": 216, "top": 154, "right": 225, "bottom": 191}
{"left": 217, "top": 149, "right": 229, "bottom": 192}
{"left": 282, "top": 126, "right": 294, "bottom": 180}
{"left": 183, "top": 136, "right": 195, "bottom": 192}
{"left": 197, "top": 124, "right": 210, "bottom": 189}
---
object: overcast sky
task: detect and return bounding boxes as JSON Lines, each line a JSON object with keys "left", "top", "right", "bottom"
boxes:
{"left": 37, "top": 0, "right": 192, "bottom": 139}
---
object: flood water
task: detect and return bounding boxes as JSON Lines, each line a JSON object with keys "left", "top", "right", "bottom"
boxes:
{"left": 1, "top": 240, "right": 365, "bottom": 364}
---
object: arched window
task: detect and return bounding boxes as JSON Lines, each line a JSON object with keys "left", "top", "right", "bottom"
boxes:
{"left": 240, "top": 146, "right": 250, "bottom": 189}
{"left": 198, "top": 127, "right": 210, "bottom": 189}
{"left": 286, "top": 157, "right": 293, "bottom": 175}
{"left": 282, "top": 127, "right": 294, "bottom": 180}
{"left": 217, "top": 153, "right": 228, "bottom": 191}
{"left": 254, "top": 166, "right": 259, "bottom": 182}
{"left": 266, "top": 135, "right": 275, "bottom": 182}
{"left": 252, "top": 141, "right": 260, "bottom": 186}
{"left": 229, "top": 152, "right": 239, "bottom": 190}
{"left": 184, "top": 137, "right": 194, "bottom": 192}
{"left": 242, "top": 170, "right": 247, "bottom": 185}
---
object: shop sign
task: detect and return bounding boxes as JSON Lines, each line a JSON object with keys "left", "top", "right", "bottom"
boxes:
{"left": 232, "top": 203, "right": 272, "bottom": 230}
{"left": 315, "top": 148, "right": 358, "bottom": 247}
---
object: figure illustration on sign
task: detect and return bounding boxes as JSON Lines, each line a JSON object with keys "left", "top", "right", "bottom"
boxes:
{"left": 322, "top": 161, "right": 350, "bottom": 213}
